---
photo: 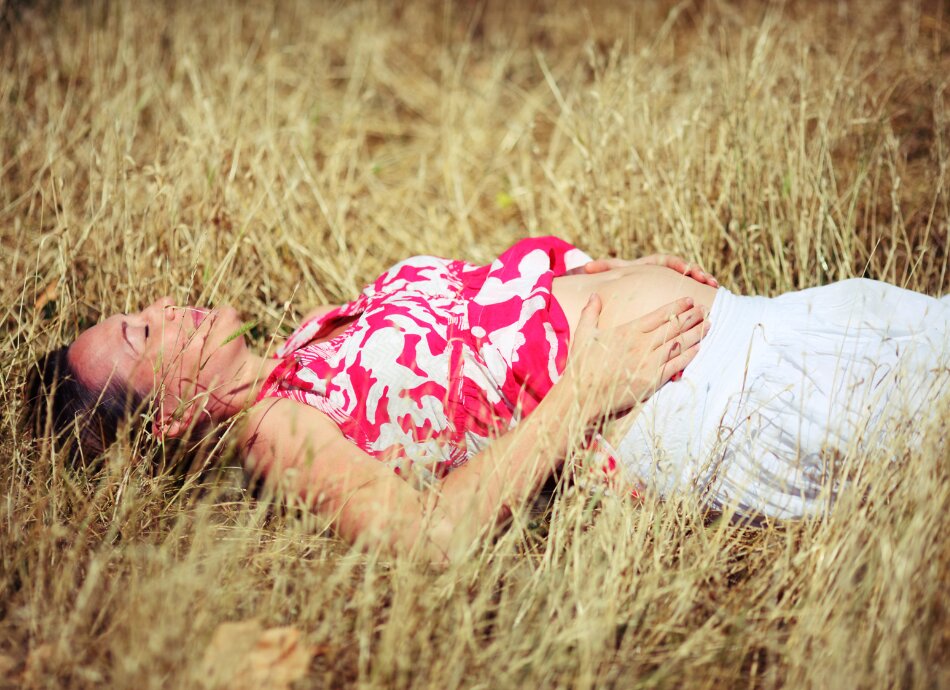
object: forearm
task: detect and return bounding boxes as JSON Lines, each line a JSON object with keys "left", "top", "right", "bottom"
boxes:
{"left": 243, "top": 390, "right": 600, "bottom": 567}
{"left": 349, "top": 382, "right": 583, "bottom": 564}
{"left": 310, "top": 380, "right": 590, "bottom": 565}
{"left": 427, "top": 376, "right": 595, "bottom": 555}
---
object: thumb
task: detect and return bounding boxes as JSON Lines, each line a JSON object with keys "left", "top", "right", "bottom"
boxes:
{"left": 575, "top": 293, "right": 603, "bottom": 335}
{"left": 583, "top": 259, "right": 608, "bottom": 274}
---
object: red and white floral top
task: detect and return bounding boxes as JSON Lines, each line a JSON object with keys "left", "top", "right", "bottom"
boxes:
{"left": 257, "top": 236, "right": 593, "bottom": 488}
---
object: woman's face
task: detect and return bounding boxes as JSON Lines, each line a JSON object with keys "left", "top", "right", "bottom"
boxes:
{"left": 68, "top": 297, "right": 249, "bottom": 407}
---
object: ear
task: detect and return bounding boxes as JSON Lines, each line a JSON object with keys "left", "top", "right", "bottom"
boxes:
{"left": 152, "top": 394, "right": 201, "bottom": 440}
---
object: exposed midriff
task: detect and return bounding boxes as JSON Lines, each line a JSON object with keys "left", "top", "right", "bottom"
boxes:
{"left": 551, "top": 264, "right": 718, "bottom": 350}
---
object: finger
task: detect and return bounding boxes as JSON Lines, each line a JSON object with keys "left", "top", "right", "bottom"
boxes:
{"left": 573, "top": 293, "right": 604, "bottom": 336}
{"left": 634, "top": 297, "right": 695, "bottom": 332}
{"left": 664, "top": 317, "right": 711, "bottom": 355}
{"left": 649, "top": 307, "right": 706, "bottom": 349}
{"left": 644, "top": 254, "right": 688, "bottom": 273}
{"left": 583, "top": 259, "right": 610, "bottom": 274}
{"left": 645, "top": 305, "right": 706, "bottom": 347}
{"left": 689, "top": 266, "right": 719, "bottom": 287}
{"left": 666, "top": 340, "right": 681, "bottom": 361}
{"left": 657, "top": 341, "right": 702, "bottom": 387}
{"left": 667, "top": 256, "right": 690, "bottom": 273}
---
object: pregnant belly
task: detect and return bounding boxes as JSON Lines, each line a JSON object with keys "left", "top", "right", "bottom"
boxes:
{"left": 551, "top": 264, "right": 718, "bottom": 349}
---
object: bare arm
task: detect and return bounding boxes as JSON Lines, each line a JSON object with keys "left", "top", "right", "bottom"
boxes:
{"left": 239, "top": 378, "right": 590, "bottom": 565}
{"left": 240, "top": 295, "right": 708, "bottom": 565}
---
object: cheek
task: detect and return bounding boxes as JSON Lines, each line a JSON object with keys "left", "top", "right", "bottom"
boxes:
{"left": 128, "top": 358, "right": 160, "bottom": 397}
{"left": 150, "top": 332, "right": 198, "bottom": 388}
{"left": 180, "top": 331, "right": 234, "bottom": 389}
{"left": 197, "top": 336, "right": 246, "bottom": 383}
{"left": 178, "top": 336, "right": 210, "bottom": 376}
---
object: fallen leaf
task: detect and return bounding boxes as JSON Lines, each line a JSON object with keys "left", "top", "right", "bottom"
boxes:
{"left": 33, "top": 279, "right": 59, "bottom": 315}
{"left": 0, "top": 653, "right": 18, "bottom": 676}
{"left": 200, "top": 620, "right": 313, "bottom": 690}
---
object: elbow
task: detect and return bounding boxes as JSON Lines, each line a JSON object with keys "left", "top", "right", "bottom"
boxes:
{"left": 411, "top": 504, "right": 498, "bottom": 569}
{"left": 414, "top": 511, "right": 456, "bottom": 568}
{"left": 399, "top": 505, "right": 482, "bottom": 569}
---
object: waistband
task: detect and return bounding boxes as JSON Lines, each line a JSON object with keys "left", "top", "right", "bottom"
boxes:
{"left": 612, "top": 288, "right": 773, "bottom": 485}
{"left": 681, "top": 287, "right": 769, "bottom": 401}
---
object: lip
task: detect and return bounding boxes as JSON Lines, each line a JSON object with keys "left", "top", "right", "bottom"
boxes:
{"left": 192, "top": 308, "right": 210, "bottom": 328}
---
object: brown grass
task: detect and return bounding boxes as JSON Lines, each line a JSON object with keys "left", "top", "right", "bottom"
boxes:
{"left": 2, "top": 0, "right": 949, "bottom": 687}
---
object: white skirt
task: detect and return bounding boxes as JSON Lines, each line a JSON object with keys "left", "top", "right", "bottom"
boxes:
{"left": 614, "top": 279, "right": 950, "bottom": 519}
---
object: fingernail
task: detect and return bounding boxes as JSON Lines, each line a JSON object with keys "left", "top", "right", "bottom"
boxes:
{"left": 686, "top": 298, "right": 694, "bottom": 307}
{"left": 671, "top": 371, "right": 682, "bottom": 382}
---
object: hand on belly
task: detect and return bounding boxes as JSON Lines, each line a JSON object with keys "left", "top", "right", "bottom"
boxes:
{"left": 552, "top": 264, "right": 718, "bottom": 350}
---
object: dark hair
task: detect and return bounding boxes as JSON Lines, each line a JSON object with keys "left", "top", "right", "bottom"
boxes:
{"left": 23, "top": 345, "right": 146, "bottom": 465}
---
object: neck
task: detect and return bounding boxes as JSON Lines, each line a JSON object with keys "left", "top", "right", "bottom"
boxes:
{"left": 202, "top": 348, "right": 279, "bottom": 423}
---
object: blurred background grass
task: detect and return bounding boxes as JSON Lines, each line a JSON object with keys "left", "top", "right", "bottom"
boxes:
{"left": 1, "top": 0, "right": 948, "bottom": 687}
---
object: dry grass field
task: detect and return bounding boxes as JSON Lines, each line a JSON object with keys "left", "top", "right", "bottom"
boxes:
{"left": 2, "top": 0, "right": 949, "bottom": 687}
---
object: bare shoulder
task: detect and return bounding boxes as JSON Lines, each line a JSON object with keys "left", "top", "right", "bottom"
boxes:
{"left": 237, "top": 398, "right": 389, "bottom": 484}
{"left": 236, "top": 398, "right": 424, "bottom": 548}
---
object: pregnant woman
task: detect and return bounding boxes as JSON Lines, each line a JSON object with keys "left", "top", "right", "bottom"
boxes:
{"left": 26, "top": 237, "right": 950, "bottom": 563}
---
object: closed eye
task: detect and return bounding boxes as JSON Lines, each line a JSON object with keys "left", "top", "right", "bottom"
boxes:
{"left": 145, "top": 324, "right": 149, "bottom": 339}
{"left": 121, "top": 321, "right": 136, "bottom": 354}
